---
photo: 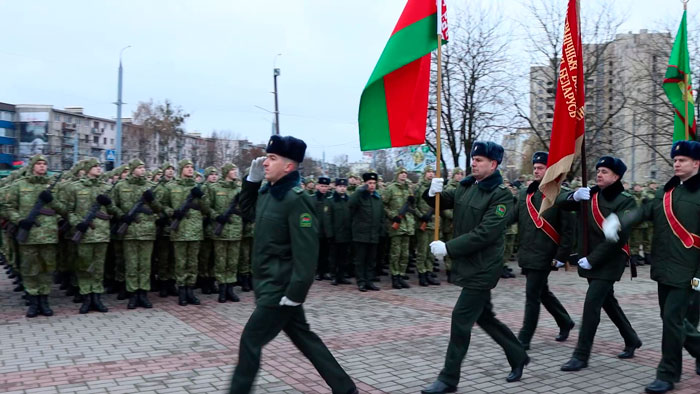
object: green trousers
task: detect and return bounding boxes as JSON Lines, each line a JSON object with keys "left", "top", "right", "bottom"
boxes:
{"left": 438, "top": 288, "right": 528, "bottom": 387}
{"left": 174, "top": 241, "right": 200, "bottom": 286}
{"left": 572, "top": 279, "right": 640, "bottom": 361}
{"left": 415, "top": 229, "right": 433, "bottom": 274}
{"left": 389, "top": 235, "right": 410, "bottom": 276}
{"left": 214, "top": 240, "right": 240, "bottom": 284}
{"left": 230, "top": 305, "right": 356, "bottom": 394}
{"left": 19, "top": 244, "right": 56, "bottom": 296}
{"left": 76, "top": 243, "right": 107, "bottom": 295}
{"left": 518, "top": 268, "right": 573, "bottom": 345}
{"left": 124, "top": 240, "right": 153, "bottom": 292}
{"left": 353, "top": 242, "right": 377, "bottom": 287}
{"left": 656, "top": 283, "right": 700, "bottom": 382}
{"left": 198, "top": 238, "right": 215, "bottom": 278}
{"left": 155, "top": 236, "right": 174, "bottom": 281}
{"left": 238, "top": 237, "right": 252, "bottom": 275}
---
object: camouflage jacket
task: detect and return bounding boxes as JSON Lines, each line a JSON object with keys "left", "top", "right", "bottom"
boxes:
{"left": 208, "top": 180, "right": 243, "bottom": 241}
{"left": 112, "top": 176, "right": 163, "bottom": 241}
{"left": 5, "top": 174, "right": 67, "bottom": 245}
{"left": 162, "top": 177, "right": 210, "bottom": 242}
{"left": 64, "top": 177, "right": 119, "bottom": 244}
{"left": 382, "top": 180, "right": 415, "bottom": 236}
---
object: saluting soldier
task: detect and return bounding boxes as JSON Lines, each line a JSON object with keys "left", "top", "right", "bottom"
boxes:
{"left": 383, "top": 167, "right": 415, "bottom": 289}
{"left": 414, "top": 166, "right": 439, "bottom": 286}
{"left": 421, "top": 142, "right": 529, "bottom": 394}
{"left": 508, "top": 152, "right": 575, "bottom": 350}
{"left": 229, "top": 135, "right": 357, "bottom": 394}
{"left": 603, "top": 141, "right": 700, "bottom": 394}
{"left": 349, "top": 172, "right": 383, "bottom": 292}
{"left": 327, "top": 178, "right": 352, "bottom": 285}
{"left": 559, "top": 156, "right": 642, "bottom": 372}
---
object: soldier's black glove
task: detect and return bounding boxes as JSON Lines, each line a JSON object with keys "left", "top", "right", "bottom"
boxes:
{"left": 392, "top": 216, "right": 402, "bottom": 224}
{"left": 190, "top": 187, "right": 204, "bottom": 198}
{"left": 215, "top": 215, "right": 228, "bottom": 224}
{"left": 39, "top": 190, "right": 53, "bottom": 203}
{"left": 75, "top": 222, "right": 90, "bottom": 233}
{"left": 97, "top": 194, "right": 112, "bottom": 206}
{"left": 18, "top": 219, "right": 34, "bottom": 230}
{"left": 142, "top": 190, "right": 155, "bottom": 203}
{"left": 172, "top": 209, "right": 185, "bottom": 220}
{"left": 407, "top": 195, "right": 415, "bottom": 204}
{"left": 421, "top": 214, "right": 431, "bottom": 222}
{"left": 155, "top": 216, "right": 169, "bottom": 227}
{"left": 122, "top": 214, "right": 135, "bottom": 224}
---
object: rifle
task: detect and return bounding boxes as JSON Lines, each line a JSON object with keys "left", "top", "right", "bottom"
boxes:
{"left": 16, "top": 171, "right": 64, "bottom": 243}
{"left": 116, "top": 178, "right": 166, "bottom": 236}
{"left": 72, "top": 180, "right": 119, "bottom": 244}
{"left": 419, "top": 208, "right": 434, "bottom": 231}
{"left": 213, "top": 194, "right": 240, "bottom": 236}
{"left": 170, "top": 187, "right": 204, "bottom": 231}
{"left": 391, "top": 197, "right": 416, "bottom": 230}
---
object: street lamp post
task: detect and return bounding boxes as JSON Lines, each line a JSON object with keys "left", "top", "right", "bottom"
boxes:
{"left": 273, "top": 53, "right": 282, "bottom": 136}
{"left": 115, "top": 45, "right": 131, "bottom": 167}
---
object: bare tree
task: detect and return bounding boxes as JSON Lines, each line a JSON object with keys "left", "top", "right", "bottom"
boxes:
{"left": 132, "top": 99, "right": 190, "bottom": 164}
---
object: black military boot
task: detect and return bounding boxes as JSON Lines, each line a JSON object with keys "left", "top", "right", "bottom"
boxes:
{"left": 644, "top": 379, "right": 673, "bottom": 393}
{"left": 226, "top": 284, "right": 240, "bottom": 302}
{"left": 398, "top": 275, "right": 411, "bottom": 288}
{"left": 139, "top": 290, "right": 153, "bottom": 308}
{"left": 159, "top": 280, "right": 169, "bottom": 298}
{"left": 218, "top": 284, "right": 227, "bottom": 303}
{"left": 72, "top": 292, "right": 84, "bottom": 304}
{"left": 618, "top": 340, "right": 642, "bottom": 359}
{"left": 7, "top": 267, "right": 17, "bottom": 278}
{"left": 419, "top": 273, "right": 428, "bottom": 287}
{"left": 59, "top": 273, "right": 70, "bottom": 290}
{"left": 202, "top": 278, "right": 212, "bottom": 295}
{"left": 178, "top": 286, "right": 187, "bottom": 306}
{"left": 127, "top": 293, "right": 138, "bottom": 309}
{"left": 391, "top": 275, "right": 401, "bottom": 289}
{"left": 186, "top": 287, "right": 201, "bottom": 305}
{"left": 446, "top": 270, "right": 452, "bottom": 283}
{"left": 79, "top": 293, "right": 91, "bottom": 314}
{"left": 38, "top": 295, "right": 53, "bottom": 317}
{"left": 26, "top": 295, "right": 39, "bottom": 318}
{"left": 167, "top": 280, "right": 178, "bottom": 296}
{"left": 427, "top": 273, "right": 441, "bottom": 286}
{"left": 13, "top": 280, "right": 24, "bottom": 292}
{"left": 93, "top": 293, "right": 108, "bottom": 313}
{"left": 116, "top": 282, "right": 128, "bottom": 300}
{"left": 241, "top": 274, "right": 251, "bottom": 292}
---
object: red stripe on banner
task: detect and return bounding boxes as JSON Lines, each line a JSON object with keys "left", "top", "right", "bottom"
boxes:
{"left": 391, "top": 0, "right": 437, "bottom": 35}
{"left": 384, "top": 54, "right": 431, "bottom": 147}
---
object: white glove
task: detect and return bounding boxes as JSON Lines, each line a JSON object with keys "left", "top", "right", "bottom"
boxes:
{"left": 279, "top": 296, "right": 301, "bottom": 306}
{"left": 692, "top": 278, "right": 700, "bottom": 292}
{"left": 429, "top": 178, "right": 444, "bottom": 197}
{"left": 577, "top": 257, "right": 592, "bottom": 270}
{"left": 246, "top": 156, "right": 266, "bottom": 183}
{"left": 554, "top": 260, "right": 565, "bottom": 268}
{"left": 430, "top": 240, "right": 448, "bottom": 258}
{"left": 573, "top": 187, "right": 591, "bottom": 202}
{"left": 603, "top": 213, "right": 621, "bottom": 242}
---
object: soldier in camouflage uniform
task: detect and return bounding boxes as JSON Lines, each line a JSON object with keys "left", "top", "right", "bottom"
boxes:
{"left": 155, "top": 162, "right": 177, "bottom": 297}
{"left": 209, "top": 163, "right": 242, "bottom": 302}
{"left": 112, "top": 159, "right": 163, "bottom": 309}
{"left": 383, "top": 167, "right": 415, "bottom": 289}
{"left": 238, "top": 218, "right": 254, "bottom": 292}
{"left": 441, "top": 168, "right": 463, "bottom": 283}
{"left": 161, "top": 159, "right": 210, "bottom": 306}
{"left": 198, "top": 166, "right": 219, "bottom": 294}
{"left": 502, "top": 183, "right": 518, "bottom": 279}
{"left": 629, "top": 183, "right": 647, "bottom": 266}
{"left": 64, "top": 158, "right": 115, "bottom": 314}
{"left": 346, "top": 174, "right": 360, "bottom": 194}
{"left": 6, "top": 155, "right": 67, "bottom": 318}
{"left": 110, "top": 164, "right": 131, "bottom": 300}
{"left": 414, "top": 166, "right": 440, "bottom": 286}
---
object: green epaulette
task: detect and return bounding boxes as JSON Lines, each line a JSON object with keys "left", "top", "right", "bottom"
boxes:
{"left": 621, "top": 191, "right": 632, "bottom": 198}
{"left": 499, "top": 184, "right": 507, "bottom": 189}
{"left": 293, "top": 186, "right": 304, "bottom": 194}
{"left": 561, "top": 185, "right": 571, "bottom": 192}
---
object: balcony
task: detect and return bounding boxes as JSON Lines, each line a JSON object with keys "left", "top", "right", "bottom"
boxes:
{"left": 91, "top": 127, "right": 104, "bottom": 134}
{"left": 62, "top": 122, "right": 76, "bottom": 131}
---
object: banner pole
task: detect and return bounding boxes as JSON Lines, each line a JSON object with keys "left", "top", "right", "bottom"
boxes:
{"left": 433, "top": 32, "right": 443, "bottom": 242}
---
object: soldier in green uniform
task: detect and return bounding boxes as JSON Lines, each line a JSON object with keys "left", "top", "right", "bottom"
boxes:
{"left": 6, "top": 155, "right": 67, "bottom": 317}
{"left": 155, "top": 162, "right": 177, "bottom": 297}
{"left": 55, "top": 162, "right": 82, "bottom": 299}
{"left": 229, "top": 135, "right": 357, "bottom": 394}
{"left": 198, "top": 166, "right": 219, "bottom": 294}
{"left": 421, "top": 142, "right": 529, "bottom": 394}
{"left": 111, "top": 164, "right": 131, "bottom": 300}
{"left": 305, "top": 179, "right": 315, "bottom": 195}
{"left": 508, "top": 152, "right": 575, "bottom": 350}
{"left": 383, "top": 167, "right": 415, "bottom": 289}
{"left": 326, "top": 178, "right": 352, "bottom": 285}
{"left": 441, "top": 168, "right": 463, "bottom": 283}
{"left": 65, "top": 158, "right": 114, "bottom": 313}
{"left": 349, "top": 172, "right": 383, "bottom": 292}
{"left": 604, "top": 141, "right": 700, "bottom": 394}
{"left": 346, "top": 174, "right": 360, "bottom": 194}
{"left": 312, "top": 176, "right": 332, "bottom": 280}
{"left": 112, "top": 159, "right": 162, "bottom": 309}
{"left": 414, "top": 166, "right": 440, "bottom": 286}
{"left": 162, "top": 159, "right": 210, "bottom": 306}
{"left": 209, "top": 163, "right": 242, "bottom": 303}
{"left": 560, "top": 156, "right": 642, "bottom": 372}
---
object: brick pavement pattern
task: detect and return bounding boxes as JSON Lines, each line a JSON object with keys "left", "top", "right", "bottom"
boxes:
{"left": 2, "top": 264, "right": 700, "bottom": 393}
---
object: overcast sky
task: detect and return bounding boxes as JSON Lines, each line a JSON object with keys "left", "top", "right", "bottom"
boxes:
{"left": 0, "top": 0, "right": 689, "bottom": 163}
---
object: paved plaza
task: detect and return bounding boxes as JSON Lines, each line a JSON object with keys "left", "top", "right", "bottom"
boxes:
{"left": 1, "top": 264, "right": 700, "bottom": 394}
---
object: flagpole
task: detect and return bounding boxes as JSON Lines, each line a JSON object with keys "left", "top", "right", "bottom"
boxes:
{"left": 577, "top": 0, "right": 590, "bottom": 257}
{"left": 684, "top": 0, "right": 690, "bottom": 141}
{"left": 433, "top": 7, "right": 444, "bottom": 242}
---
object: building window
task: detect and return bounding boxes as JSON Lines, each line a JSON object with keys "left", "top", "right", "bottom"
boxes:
{"left": 103, "top": 137, "right": 107, "bottom": 144}
{"left": 110, "top": 124, "right": 114, "bottom": 130}
{"left": 93, "top": 121, "right": 99, "bottom": 128}
{"left": 93, "top": 136, "right": 99, "bottom": 143}
{"left": 111, "top": 138, "right": 114, "bottom": 144}
{"left": 84, "top": 134, "right": 89, "bottom": 143}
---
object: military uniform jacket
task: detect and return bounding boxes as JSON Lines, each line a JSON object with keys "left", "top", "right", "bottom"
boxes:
{"left": 622, "top": 174, "right": 700, "bottom": 288}
{"left": 313, "top": 191, "right": 332, "bottom": 238}
{"left": 424, "top": 170, "right": 512, "bottom": 290}
{"left": 558, "top": 180, "right": 635, "bottom": 281}
{"left": 382, "top": 180, "right": 415, "bottom": 236}
{"left": 327, "top": 191, "right": 352, "bottom": 243}
{"left": 348, "top": 185, "right": 383, "bottom": 244}
{"left": 162, "top": 177, "right": 210, "bottom": 242}
{"left": 509, "top": 181, "right": 574, "bottom": 270}
{"left": 112, "top": 176, "right": 163, "bottom": 241}
{"left": 208, "top": 180, "right": 243, "bottom": 241}
{"left": 239, "top": 170, "right": 318, "bottom": 306}
{"left": 65, "top": 177, "right": 116, "bottom": 244}
{"left": 201, "top": 181, "right": 218, "bottom": 239}
{"left": 5, "top": 174, "right": 67, "bottom": 245}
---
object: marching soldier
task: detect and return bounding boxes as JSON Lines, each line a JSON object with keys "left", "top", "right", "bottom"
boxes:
{"left": 421, "top": 142, "right": 529, "bottom": 394}
{"left": 349, "top": 172, "right": 383, "bottom": 292}
{"left": 229, "top": 135, "right": 357, "bottom": 394}
{"left": 508, "top": 152, "right": 575, "bottom": 350}
{"left": 560, "top": 156, "right": 642, "bottom": 371}
{"left": 603, "top": 141, "right": 700, "bottom": 394}
{"left": 327, "top": 178, "right": 352, "bottom": 285}
{"left": 313, "top": 176, "right": 332, "bottom": 280}
{"left": 383, "top": 167, "right": 415, "bottom": 289}
{"left": 414, "top": 166, "right": 439, "bottom": 286}
{"left": 198, "top": 166, "right": 219, "bottom": 294}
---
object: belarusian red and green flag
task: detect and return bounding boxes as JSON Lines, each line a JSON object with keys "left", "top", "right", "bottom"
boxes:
{"left": 663, "top": 10, "right": 697, "bottom": 142}
{"left": 358, "top": 0, "right": 447, "bottom": 151}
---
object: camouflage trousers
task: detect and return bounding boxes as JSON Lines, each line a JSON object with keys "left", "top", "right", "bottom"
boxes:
{"left": 155, "top": 236, "right": 174, "bottom": 281}
{"left": 76, "top": 243, "right": 107, "bottom": 295}
{"left": 174, "top": 241, "right": 200, "bottom": 287}
{"left": 124, "top": 240, "right": 153, "bottom": 292}
{"left": 630, "top": 227, "right": 646, "bottom": 255}
{"left": 214, "top": 240, "right": 240, "bottom": 284}
{"left": 504, "top": 234, "right": 516, "bottom": 264}
{"left": 238, "top": 237, "right": 252, "bottom": 275}
{"left": 415, "top": 229, "right": 434, "bottom": 274}
{"left": 19, "top": 244, "right": 56, "bottom": 296}
{"left": 198, "top": 238, "right": 215, "bottom": 279}
{"left": 389, "top": 235, "right": 410, "bottom": 276}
